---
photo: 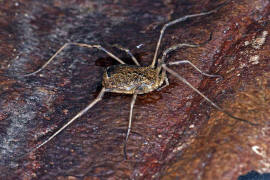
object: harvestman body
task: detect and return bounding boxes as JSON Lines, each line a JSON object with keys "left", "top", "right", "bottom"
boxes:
{"left": 21, "top": 3, "right": 257, "bottom": 159}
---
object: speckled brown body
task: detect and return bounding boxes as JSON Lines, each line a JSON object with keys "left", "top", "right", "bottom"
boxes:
{"left": 102, "top": 64, "right": 162, "bottom": 94}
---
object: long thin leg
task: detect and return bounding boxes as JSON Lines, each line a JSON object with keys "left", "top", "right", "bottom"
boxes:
{"left": 112, "top": 44, "right": 140, "bottom": 66}
{"left": 24, "top": 43, "right": 125, "bottom": 77}
{"left": 161, "top": 43, "right": 200, "bottom": 63}
{"left": 161, "top": 64, "right": 259, "bottom": 126}
{"left": 155, "top": 43, "right": 202, "bottom": 77}
{"left": 157, "top": 76, "right": 169, "bottom": 91}
{"left": 168, "top": 60, "right": 222, "bottom": 79}
{"left": 160, "top": 31, "right": 212, "bottom": 64}
{"left": 155, "top": 31, "right": 212, "bottom": 75}
{"left": 151, "top": 2, "right": 227, "bottom": 68}
{"left": 123, "top": 93, "right": 137, "bottom": 159}
{"left": 17, "top": 87, "right": 106, "bottom": 160}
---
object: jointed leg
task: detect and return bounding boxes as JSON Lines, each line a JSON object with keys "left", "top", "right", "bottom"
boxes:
{"left": 161, "top": 64, "right": 258, "bottom": 126}
{"left": 157, "top": 76, "right": 169, "bottom": 91}
{"left": 160, "top": 30, "right": 212, "bottom": 64}
{"left": 151, "top": 6, "right": 222, "bottom": 68}
{"left": 123, "top": 93, "right": 137, "bottom": 159}
{"left": 112, "top": 44, "right": 140, "bottom": 66}
{"left": 155, "top": 42, "right": 207, "bottom": 78}
{"left": 157, "top": 69, "right": 169, "bottom": 91}
{"left": 168, "top": 60, "right": 222, "bottom": 79}
{"left": 162, "top": 64, "right": 220, "bottom": 109}
{"left": 18, "top": 87, "right": 106, "bottom": 160}
{"left": 24, "top": 43, "right": 125, "bottom": 77}
{"left": 161, "top": 43, "right": 201, "bottom": 63}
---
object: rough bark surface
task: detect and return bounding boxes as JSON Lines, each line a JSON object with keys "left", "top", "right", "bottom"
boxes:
{"left": 0, "top": 0, "right": 270, "bottom": 179}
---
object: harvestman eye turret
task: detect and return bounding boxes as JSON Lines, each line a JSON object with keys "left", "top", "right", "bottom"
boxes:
{"left": 20, "top": 2, "right": 258, "bottom": 160}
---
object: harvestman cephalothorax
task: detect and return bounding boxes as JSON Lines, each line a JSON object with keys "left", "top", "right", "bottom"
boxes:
{"left": 20, "top": 1, "right": 258, "bottom": 159}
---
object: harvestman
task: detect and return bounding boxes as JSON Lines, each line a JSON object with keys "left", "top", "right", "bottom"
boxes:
{"left": 21, "top": 3, "right": 257, "bottom": 159}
